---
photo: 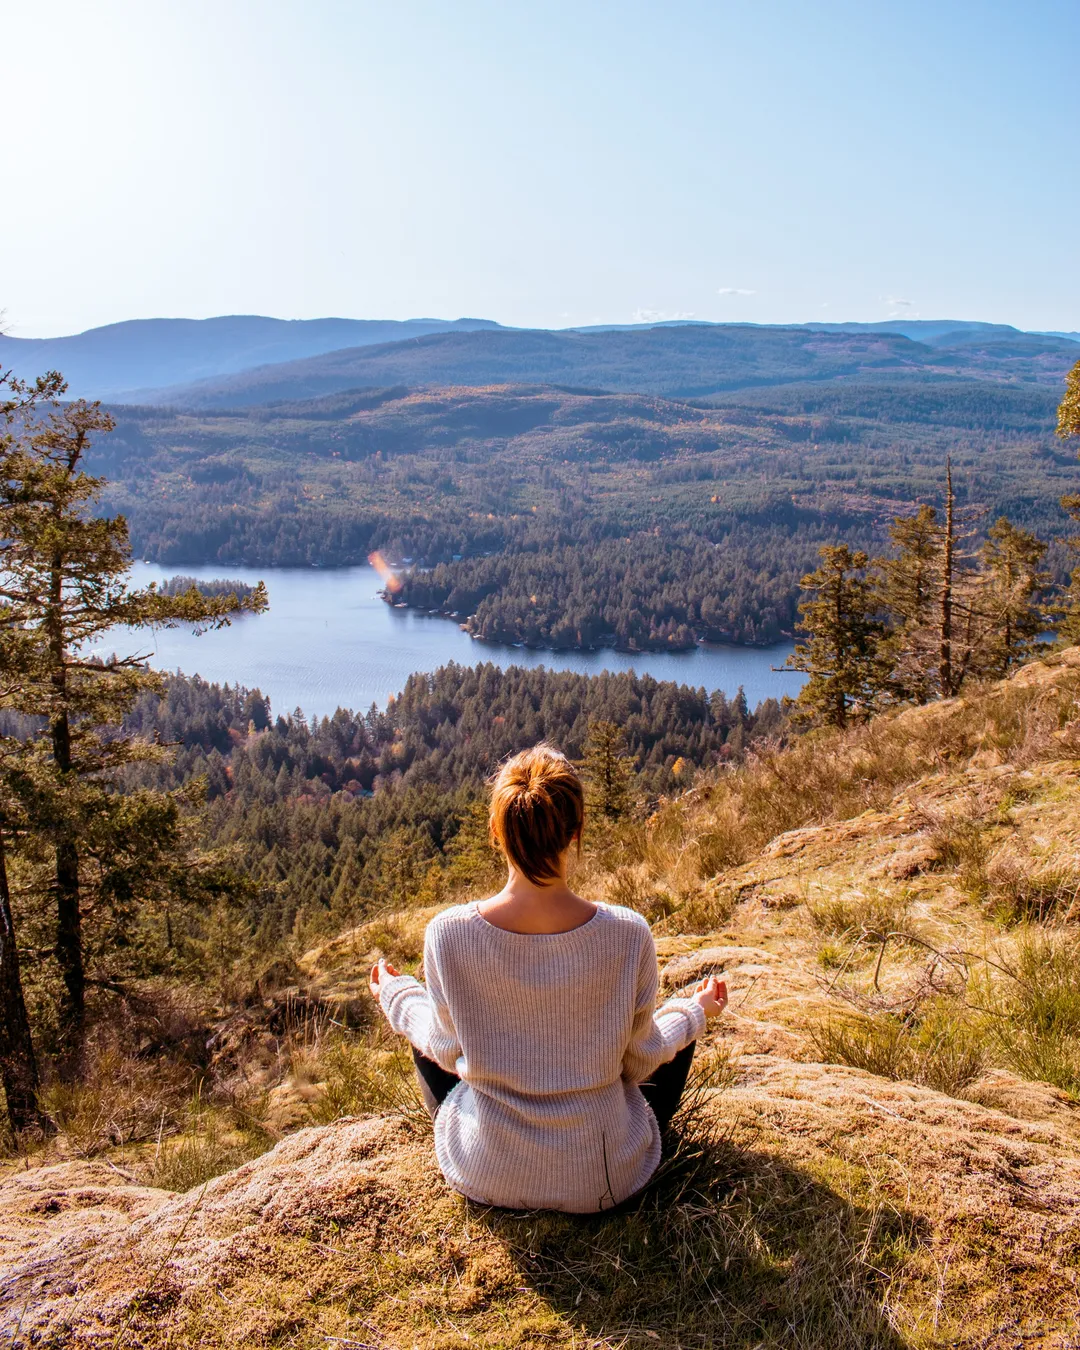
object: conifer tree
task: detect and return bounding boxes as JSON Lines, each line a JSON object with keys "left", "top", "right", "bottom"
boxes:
{"left": 0, "top": 371, "right": 267, "bottom": 1070}
{"left": 0, "top": 817, "right": 42, "bottom": 1133}
{"left": 938, "top": 460, "right": 958, "bottom": 698}
{"left": 875, "top": 504, "right": 940, "bottom": 703}
{"left": 977, "top": 517, "right": 1050, "bottom": 676}
{"left": 583, "top": 720, "right": 633, "bottom": 818}
{"left": 932, "top": 460, "right": 986, "bottom": 699}
{"left": 781, "top": 545, "right": 885, "bottom": 729}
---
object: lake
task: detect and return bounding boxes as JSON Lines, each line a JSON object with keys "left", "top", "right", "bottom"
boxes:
{"left": 98, "top": 564, "right": 804, "bottom": 719}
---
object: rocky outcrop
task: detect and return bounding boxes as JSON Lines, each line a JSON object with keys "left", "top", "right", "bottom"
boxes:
{"left": 4, "top": 1068, "right": 1080, "bottom": 1347}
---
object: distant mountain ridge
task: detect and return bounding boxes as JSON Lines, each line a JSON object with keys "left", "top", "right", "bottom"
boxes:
{"left": 0, "top": 315, "right": 503, "bottom": 401}
{"left": 129, "top": 322, "right": 1080, "bottom": 410}
{"left": 1, "top": 314, "right": 1075, "bottom": 408}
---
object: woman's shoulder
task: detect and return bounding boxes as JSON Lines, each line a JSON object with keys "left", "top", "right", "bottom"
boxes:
{"left": 425, "top": 902, "right": 477, "bottom": 937}
{"left": 594, "top": 902, "right": 654, "bottom": 943}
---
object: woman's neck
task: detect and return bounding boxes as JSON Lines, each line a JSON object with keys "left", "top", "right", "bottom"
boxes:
{"left": 478, "top": 868, "right": 596, "bottom": 935}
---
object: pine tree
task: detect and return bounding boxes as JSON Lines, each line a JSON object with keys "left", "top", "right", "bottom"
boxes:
{"left": 939, "top": 460, "right": 958, "bottom": 698}
{"left": 0, "top": 372, "right": 268, "bottom": 1070}
{"left": 875, "top": 504, "right": 940, "bottom": 703}
{"left": 583, "top": 720, "right": 633, "bottom": 818}
{"left": 977, "top": 517, "right": 1050, "bottom": 676}
{"left": 933, "top": 460, "right": 985, "bottom": 699}
{"left": 780, "top": 545, "right": 885, "bottom": 729}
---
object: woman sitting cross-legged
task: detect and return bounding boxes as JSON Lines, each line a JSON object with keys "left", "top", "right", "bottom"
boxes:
{"left": 369, "top": 743, "right": 727, "bottom": 1214}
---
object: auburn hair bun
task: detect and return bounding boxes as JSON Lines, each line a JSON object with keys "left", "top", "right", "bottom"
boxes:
{"left": 489, "top": 744, "right": 584, "bottom": 884}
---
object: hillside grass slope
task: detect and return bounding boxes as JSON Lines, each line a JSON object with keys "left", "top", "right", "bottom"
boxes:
{"left": 6, "top": 651, "right": 1080, "bottom": 1347}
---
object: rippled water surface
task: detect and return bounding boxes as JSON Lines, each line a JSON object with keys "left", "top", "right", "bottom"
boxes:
{"left": 100, "top": 564, "right": 803, "bottom": 719}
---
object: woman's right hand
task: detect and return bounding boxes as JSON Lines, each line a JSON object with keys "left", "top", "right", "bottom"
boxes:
{"left": 369, "top": 959, "right": 400, "bottom": 1001}
{"left": 693, "top": 975, "right": 728, "bottom": 1018}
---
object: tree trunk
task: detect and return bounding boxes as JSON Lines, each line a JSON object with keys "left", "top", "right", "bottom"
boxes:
{"left": 939, "top": 460, "right": 955, "bottom": 698}
{"left": 51, "top": 709, "right": 85, "bottom": 1073}
{"left": 0, "top": 828, "right": 46, "bottom": 1133}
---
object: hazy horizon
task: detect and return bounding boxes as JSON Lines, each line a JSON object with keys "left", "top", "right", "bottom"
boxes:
{"left": 6, "top": 312, "right": 1076, "bottom": 345}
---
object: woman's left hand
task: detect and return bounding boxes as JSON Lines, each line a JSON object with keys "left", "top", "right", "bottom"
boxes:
{"left": 369, "top": 959, "right": 400, "bottom": 1001}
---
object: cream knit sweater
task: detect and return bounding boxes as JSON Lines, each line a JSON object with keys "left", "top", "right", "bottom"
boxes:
{"left": 377, "top": 901, "right": 705, "bottom": 1213}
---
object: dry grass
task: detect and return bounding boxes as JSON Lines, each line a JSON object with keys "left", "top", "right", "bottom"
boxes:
{"left": 308, "top": 1025, "right": 426, "bottom": 1126}
{"left": 812, "top": 999, "right": 987, "bottom": 1098}
{"left": 40, "top": 1041, "right": 197, "bottom": 1156}
{"left": 985, "top": 850, "right": 1080, "bottom": 924}
{"left": 638, "top": 655, "right": 1080, "bottom": 903}
{"left": 807, "top": 889, "right": 915, "bottom": 942}
{"left": 975, "top": 930, "right": 1080, "bottom": 1097}
{"left": 147, "top": 1093, "right": 273, "bottom": 1192}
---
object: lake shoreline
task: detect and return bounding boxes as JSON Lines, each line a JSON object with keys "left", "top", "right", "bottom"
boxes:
{"left": 96, "top": 562, "right": 805, "bottom": 719}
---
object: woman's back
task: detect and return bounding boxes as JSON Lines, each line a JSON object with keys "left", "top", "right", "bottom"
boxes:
{"left": 373, "top": 742, "right": 724, "bottom": 1213}
{"left": 379, "top": 900, "right": 705, "bottom": 1212}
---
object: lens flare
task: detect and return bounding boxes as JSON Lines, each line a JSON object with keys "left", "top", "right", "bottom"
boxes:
{"left": 368, "top": 550, "right": 403, "bottom": 594}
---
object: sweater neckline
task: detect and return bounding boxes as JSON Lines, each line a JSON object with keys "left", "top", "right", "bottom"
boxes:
{"left": 467, "top": 900, "right": 606, "bottom": 939}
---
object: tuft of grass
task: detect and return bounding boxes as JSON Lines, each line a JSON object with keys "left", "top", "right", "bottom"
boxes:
{"left": 363, "top": 914, "right": 424, "bottom": 966}
{"left": 976, "top": 931, "right": 1080, "bottom": 1097}
{"left": 309, "top": 1026, "right": 426, "bottom": 1126}
{"left": 40, "top": 1043, "right": 196, "bottom": 1156}
{"left": 148, "top": 1093, "right": 273, "bottom": 1191}
{"left": 807, "top": 890, "right": 913, "bottom": 942}
{"left": 985, "top": 852, "right": 1080, "bottom": 924}
{"left": 812, "top": 998, "right": 986, "bottom": 1098}
{"left": 924, "top": 808, "right": 991, "bottom": 897}
{"left": 604, "top": 864, "right": 677, "bottom": 923}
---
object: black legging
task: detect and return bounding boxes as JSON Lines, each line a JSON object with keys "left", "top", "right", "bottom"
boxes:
{"left": 412, "top": 1041, "right": 696, "bottom": 1135}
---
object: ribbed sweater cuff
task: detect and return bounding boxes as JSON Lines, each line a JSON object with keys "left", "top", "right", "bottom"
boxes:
{"left": 378, "top": 972, "right": 424, "bottom": 1030}
{"left": 659, "top": 996, "right": 707, "bottom": 1045}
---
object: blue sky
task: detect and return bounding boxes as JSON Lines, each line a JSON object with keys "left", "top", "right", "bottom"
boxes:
{"left": 5, "top": 0, "right": 1078, "bottom": 337}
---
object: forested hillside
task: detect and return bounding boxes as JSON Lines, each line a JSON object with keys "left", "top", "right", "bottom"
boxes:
{"left": 139, "top": 321, "right": 1079, "bottom": 408}
{"left": 114, "top": 664, "right": 779, "bottom": 946}
{"left": 93, "top": 372, "right": 1077, "bottom": 646}
{"left": 0, "top": 316, "right": 501, "bottom": 402}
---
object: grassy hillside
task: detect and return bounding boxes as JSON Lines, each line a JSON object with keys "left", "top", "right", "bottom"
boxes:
{"left": 133, "top": 322, "right": 1080, "bottom": 408}
{"left": 7, "top": 650, "right": 1080, "bottom": 1346}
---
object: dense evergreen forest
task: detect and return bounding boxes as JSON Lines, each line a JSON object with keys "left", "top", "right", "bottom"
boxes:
{"left": 119, "top": 664, "right": 781, "bottom": 945}
{"left": 93, "top": 372, "right": 1078, "bottom": 649}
